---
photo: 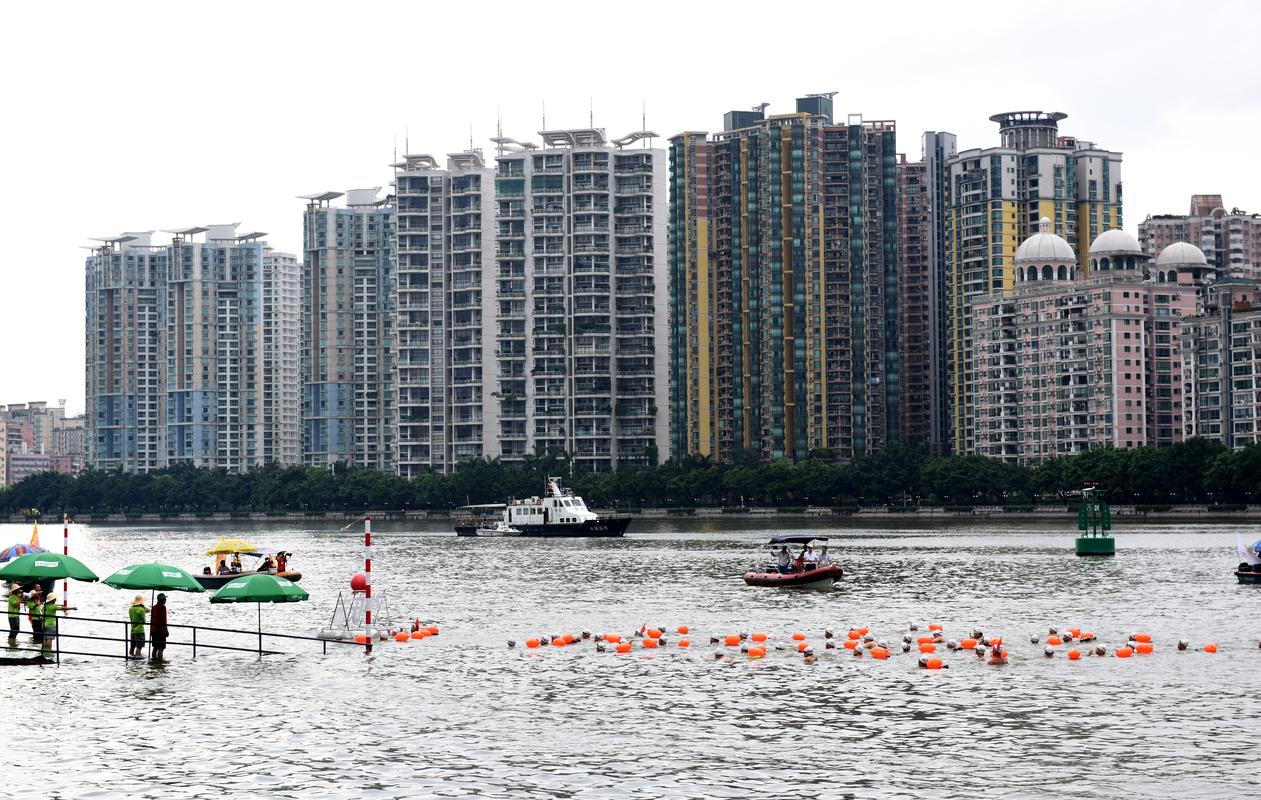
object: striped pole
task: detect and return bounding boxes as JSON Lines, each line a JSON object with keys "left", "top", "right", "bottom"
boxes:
{"left": 62, "top": 515, "right": 69, "bottom": 610}
{"left": 363, "top": 515, "right": 373, "bottom": 653}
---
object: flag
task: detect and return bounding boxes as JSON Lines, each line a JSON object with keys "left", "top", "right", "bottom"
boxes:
{"left": 1236, "top": 534, "right": 1261, "bottom": 566}
{"left": 29, "top": 522, "right": 39, "bottom": 548}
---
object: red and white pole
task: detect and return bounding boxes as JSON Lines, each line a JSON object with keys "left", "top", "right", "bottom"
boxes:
{"left": 62, "top": 514, "right": 69, "bottom": 610}
{"left": 363, "top": 515, "right": 373, "bottom": 652}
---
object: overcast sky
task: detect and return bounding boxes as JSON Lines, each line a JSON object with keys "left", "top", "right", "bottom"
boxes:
{"left": 2, "top": 0, "right": 1258, "bottom": 414}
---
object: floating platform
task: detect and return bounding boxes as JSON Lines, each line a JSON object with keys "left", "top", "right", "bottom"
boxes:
{"left": 1076, "top": 536, "right": 1116, "bottom": 556}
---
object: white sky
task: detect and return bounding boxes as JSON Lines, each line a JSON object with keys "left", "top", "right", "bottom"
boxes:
{"left": 2, "top": 0, "right": 1258, "bottom": 414}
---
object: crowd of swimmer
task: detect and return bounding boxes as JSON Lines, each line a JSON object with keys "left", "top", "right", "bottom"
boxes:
{"left": 506, "top": 623, "right": 1227, "bottom": 668}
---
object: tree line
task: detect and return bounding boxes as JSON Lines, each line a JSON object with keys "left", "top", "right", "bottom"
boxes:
{"left": 1, "top": 439, "right": 1258, "bottom": 517}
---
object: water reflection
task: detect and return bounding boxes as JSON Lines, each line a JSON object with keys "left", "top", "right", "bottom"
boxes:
{"left": 0, "top": 518, "right": 1256, "bottom": 797}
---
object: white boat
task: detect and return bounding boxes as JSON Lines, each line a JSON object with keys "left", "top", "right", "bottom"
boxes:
{"left": 454, "top": 477, "right": 630, "bottom": 538}
{"left": 475, "top": 521, "right": 522, "bottom": 537}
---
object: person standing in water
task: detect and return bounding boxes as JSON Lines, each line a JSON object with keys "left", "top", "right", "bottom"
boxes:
{"left": 26, "top": 584, "right": 44, "bottom": 645}
{"left": 150, "top": 593, "right": 169, "bottom": 662}
{"left": 128, "top": 595, "right": 148, "bottom": 658}
{"left": 6, "top": 583, "right": 22, "bottom": 643}
{"left": 40, "top": 593, "right": 75, "bottom": 651}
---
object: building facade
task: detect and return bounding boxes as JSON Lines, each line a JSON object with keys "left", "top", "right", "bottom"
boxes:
{"left": 946, "top": 111, "right": 1123, "bottom": 453}
{"left": 1139, "top": 195, "right": 1261, "bottom": 281}
{"left": 969, "top": 222, "right": 1195, "bottom": 464}
{"left": 897, "top": 155, "right": 935, "bottom": 448}
{"left": 300, "top": 190, "right": 396, "bottom": 471}
{"left": 490, "top": 128, "right": 669, "bottom": 472}
{"left": 86, "top": 228, "right": 301, "bottom": 473}
{"left": 669, "top": 96, "right": 902, "bottom": 462}
{"left": 1181, "top": 274, "right": 1261, "bottom": 448}
{"left": 392, "top": 151, "right": 498, "bottom": 476}
{"left": 262, "top": 249, "right": 302, "bottom": 466}
{"left": 921, "top": 131, "right": 957, "bottom": 453}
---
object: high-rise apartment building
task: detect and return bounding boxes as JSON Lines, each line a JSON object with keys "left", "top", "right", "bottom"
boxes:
{"left": 86, "top": 228, "right": 301, "bottom": 472}
{"left": 492, "top": 128, "right": 669, "bottom": 471}
{"left": 299, "top": 189, "right": 396, "bottom": 471}
{"left": 945, "top": 111, "right": 1123, "bottom": 453}
{"left": 921, "top": 131, "right": 957, "bottom": 454}
{"left": 669, "top": 96, "right": 901, "bottom": 462}
{"left": 969, "top": 223, "right": 1194, "bottom": 464}
{"left": 262, "top": 249, "right": 302, "bottom": 466}
{"left": 1181, "top": 270, "right": 1261, "bottom": 448}
{"left": 897, "top": 155, "right": 935, "bottom": 448}
{"left": 392, "top": 151, "right": 498, "bottom": 476}
{"left": 1139, "top": 195, "right": 1261, "bottom": 281}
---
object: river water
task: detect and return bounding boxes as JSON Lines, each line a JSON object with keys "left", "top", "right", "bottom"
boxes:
{"left": 1, "top": 518, "right": 1257, "bottom": 798}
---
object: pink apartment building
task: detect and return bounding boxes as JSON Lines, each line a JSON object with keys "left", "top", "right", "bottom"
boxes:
{"left": 970, "top": 219, "right": 1196, "bottom": 464}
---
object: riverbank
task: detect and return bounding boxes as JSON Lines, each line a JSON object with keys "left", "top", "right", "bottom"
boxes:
{"left": 13, "top": 503, "right": 1261, "bottom": 525}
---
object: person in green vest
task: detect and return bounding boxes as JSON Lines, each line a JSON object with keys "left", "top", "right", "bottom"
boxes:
{"left": 25, "top": 584, "right": 44, "bottom": 645}
{"left": 40, "top": 593, "right": 76, "bottom": 651}
{"left": 6, "top": 583, "right": 22, "bottom": 643}
{"left": 128, "top": 595, "right": 148, "bottom": 658}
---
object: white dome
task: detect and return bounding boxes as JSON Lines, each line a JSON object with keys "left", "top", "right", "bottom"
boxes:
{"left": 1088, "top": 229, "right": 1143, "bottom": 256}
{"left": 1015, "top": 217, "right": 1075, "bottom": 263}
{"left": 1155, "top": 241, "right": 1208, "bottom": 267}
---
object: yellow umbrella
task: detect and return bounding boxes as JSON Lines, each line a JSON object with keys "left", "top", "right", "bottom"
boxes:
{"left": 204, "top": 537, "right": 258, "bottom": 555}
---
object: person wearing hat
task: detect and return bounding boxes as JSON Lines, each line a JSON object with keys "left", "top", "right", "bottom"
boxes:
{"left": 40, "top": 592, "right": 75, "bottom": 651}
{"left": 25, "top": 584, "right": 44, "bottom": 645}
{"left": 128, "top": 595, "right": 149, "bottom": 658}
{"left": 6, "top": 583, "right": 22, "bottom": 642}
{"left": 151, "top": 593, "right": 170, "bottom": 662}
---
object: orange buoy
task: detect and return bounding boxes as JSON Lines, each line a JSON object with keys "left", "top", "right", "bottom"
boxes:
{"left": 642, "top": 637, "right": 659, "bottom": 649}
{"left": 1204, "top": 643, "right": 1218, "bottom": 653}
{"left": 562, "top": 633, "right": 575, "bottom": 645}
{"left": 751, "top": 632, "right": 767, "bottom": 642}
{"left": 748, "top": 645, "right": 766, "bottom": 658}
{"left": 847, "top": 630, "right": 861, "bottom": 640}
{"left": 723, "top": 634, "right": 740, "bottom": 647}
{"left": 1067, "top": 649, "right": 1081, "bottom": 660}
{"left": 616, "top": 642, "right": 632, "bottom": 654}
{"left": 676, "top": 625, "right": 689, "bottom": 635}
{"left": 411, "top": 631, "right": 426, "bottom": 640}
{"left": 1067, "top": 627, "right": 1082, "bottom": 638}
{"left": 678, "top": 639, "right": 690, "bottom": 648}
{"left": 1116, "top": 646, "right": 1133, "bottom": 658}
{"left": 843, "top": 640, "right": 858, "bottom": 650}
{"left": 916, "top": 636, "right": 933, "bottom": 645}
{"left": 525, "top": 638, "right": 540, "bottom": 648}
{"left": 960, "top": 638, "right": 977, "bottom": 650}
{"left": 354, "top": 634, "right": 368, "bottom": 644}
{"left": 1133, "top": 633, "right": 1152, "bottom": 643}
{"left": 1047, "top": 636, "right": 1063, "bottom": 646}
{"left": 919, "top": 643, "right": 936, "bottom": 653}
{"left": 797, "top": 642, "right": 810, "bottom": 653}
{"left": 858, "top": 627, "right": 870, "bottom": 636}
{"left": 426, "top": 626, "right": 440, "bottom": 636}
{"left": 1136, "top": 643, "right": 1154, "bottom": 654}
{"left": 552, "top": 637, "right": 566, "bottom": 647}
{"left": 923, "top": 657, "right": 943, "bottom": 669}
{"left": 928, "top": 624, "right": 943, "bottom": 632}
{"left": 394, "top": 632, "right": 409, "bottom": 642}
{"left": 646, "top": 628, "right": 662, "bottom": 639}
{"left": 871, "top": 647, "right": 889, "bottom": 660}
{"left": 791, "top": 632, "right": 806, "bottom": 641}
{"left": 604, "top": 633, "right": 622, "bottom": 644}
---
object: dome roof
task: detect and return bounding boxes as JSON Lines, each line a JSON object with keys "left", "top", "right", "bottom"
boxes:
{"left": 1015, "top": 217, "right": 1075, "bottom": 263}
{"left": 1088, "top": 229, "right": 1143, "bottom": 256}
{"left": 1155, "top": 241, "right": 1208, "bottom": 267}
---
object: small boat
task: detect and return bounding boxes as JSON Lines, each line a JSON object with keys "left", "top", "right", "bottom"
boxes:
{"left": 454, "top": 477, "right": 631, "bottom": 538}
{"left": 1236, "top": 563, "right": 1261, "bottom": 585}
{"left": 457, "top": 521, "right": 522, "bottom": 538}
{"left": 195, "top": 542, "right": 302, "bottom": 589}
{"left": 743, "top": 535, "right": 842, "bottom": 590}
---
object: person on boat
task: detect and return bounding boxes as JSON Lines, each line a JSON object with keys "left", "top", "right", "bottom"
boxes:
{"left": 202, "top": 566, "right": 213, "bottom": 576}
{"left": 275, "top": 551, "right": 287, "bottom": 573}
{"left": 776, "top": 546, "right": 792, "bottom": 574}
{"left": 802, "top": 545, "right": 819, "bottom": 569}
{"left": 6, "top": 583, "right": 21, "bottom": 643}
{"left": 259, "top": 555, "right": 275, "bottom": 573}
{"left": 817, "top": 546, "right": 832, "bottom": 567}
{"left": 150, "top": 593, "right": 169, "bottom": 662}
{"left": 26, "top": 584, "right": 44, "bottom": 645}
{"left": 40, "top": 593, "right": 75, "bottom": 651}
{"left": 128, "top": 596, "right": 148, "bottom": 658}
{"left": 216, "top": 561, "right": 231, "bottom": 576}
{"left": 793, "top": 548, "right": 806, "bottom": 573}
{"left": 230, "top": 554, "right": 243, "bottom": 573}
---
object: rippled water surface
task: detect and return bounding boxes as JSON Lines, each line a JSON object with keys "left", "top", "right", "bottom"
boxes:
{"left": 2, "top": 518, "right": 1258, "bottom": 798}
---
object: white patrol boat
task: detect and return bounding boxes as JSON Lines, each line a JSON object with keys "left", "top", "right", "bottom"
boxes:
{"left": 454, "top": 477, "right": 631, "bottom": 538}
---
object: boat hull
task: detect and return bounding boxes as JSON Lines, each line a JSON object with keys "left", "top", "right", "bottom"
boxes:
{"left": 455, "top": 516, "right": 630, "bottom": 538}
{"left": 743, "top": 565, "right": 843, "bottom": 590}
{"left": 1236, "top": 570, "right": 1261, "bottom": 585}
{"left": 194, "top": 569, "right": 303, "bottom": 590}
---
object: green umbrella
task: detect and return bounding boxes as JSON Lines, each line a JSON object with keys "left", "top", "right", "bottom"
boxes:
{"left": 0, "top": 552, "right": 98, "bottom": 583}
{"left": 210, "top": 574, "right": 308, "bottom": 653}
{"left": 103, "top": 563, "right": 205, "bottom": 593}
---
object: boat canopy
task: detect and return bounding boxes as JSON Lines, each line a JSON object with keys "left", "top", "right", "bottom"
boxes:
{"left": 456, "top": 503, "right": 507, "bottom": 511}
{"left": 767, "top": 535, "right": 829, "bottom": 544}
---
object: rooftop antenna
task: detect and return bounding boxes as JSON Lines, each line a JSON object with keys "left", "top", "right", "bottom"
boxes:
{"left": 405, "top": 126, "right": 409, "bottom": 155}
{"left": 469, "top": 123, "right": 474, "bottom": 151}
{"left": 642, "top": 100, "right": 647, "bottom": 148}
{"left": 542, "top": 100, "right": 546, "bottom": 131}
{"left": 589, "top": 97, "right": 593, "bottom": 128}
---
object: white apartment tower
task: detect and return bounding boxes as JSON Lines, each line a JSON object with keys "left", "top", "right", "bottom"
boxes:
{"left": 392, "top": 151, "right": 499, "bottom": 475}
{"left": 263, "top": 248, "right": 302, "bottom": 465}
{"left": 492, "top": 128, "right": 669, "bottom": 471}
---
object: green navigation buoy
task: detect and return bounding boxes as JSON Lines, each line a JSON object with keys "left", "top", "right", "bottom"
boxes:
{"left": 1075, "top": 485, "right": 1115, "bottom": 556}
